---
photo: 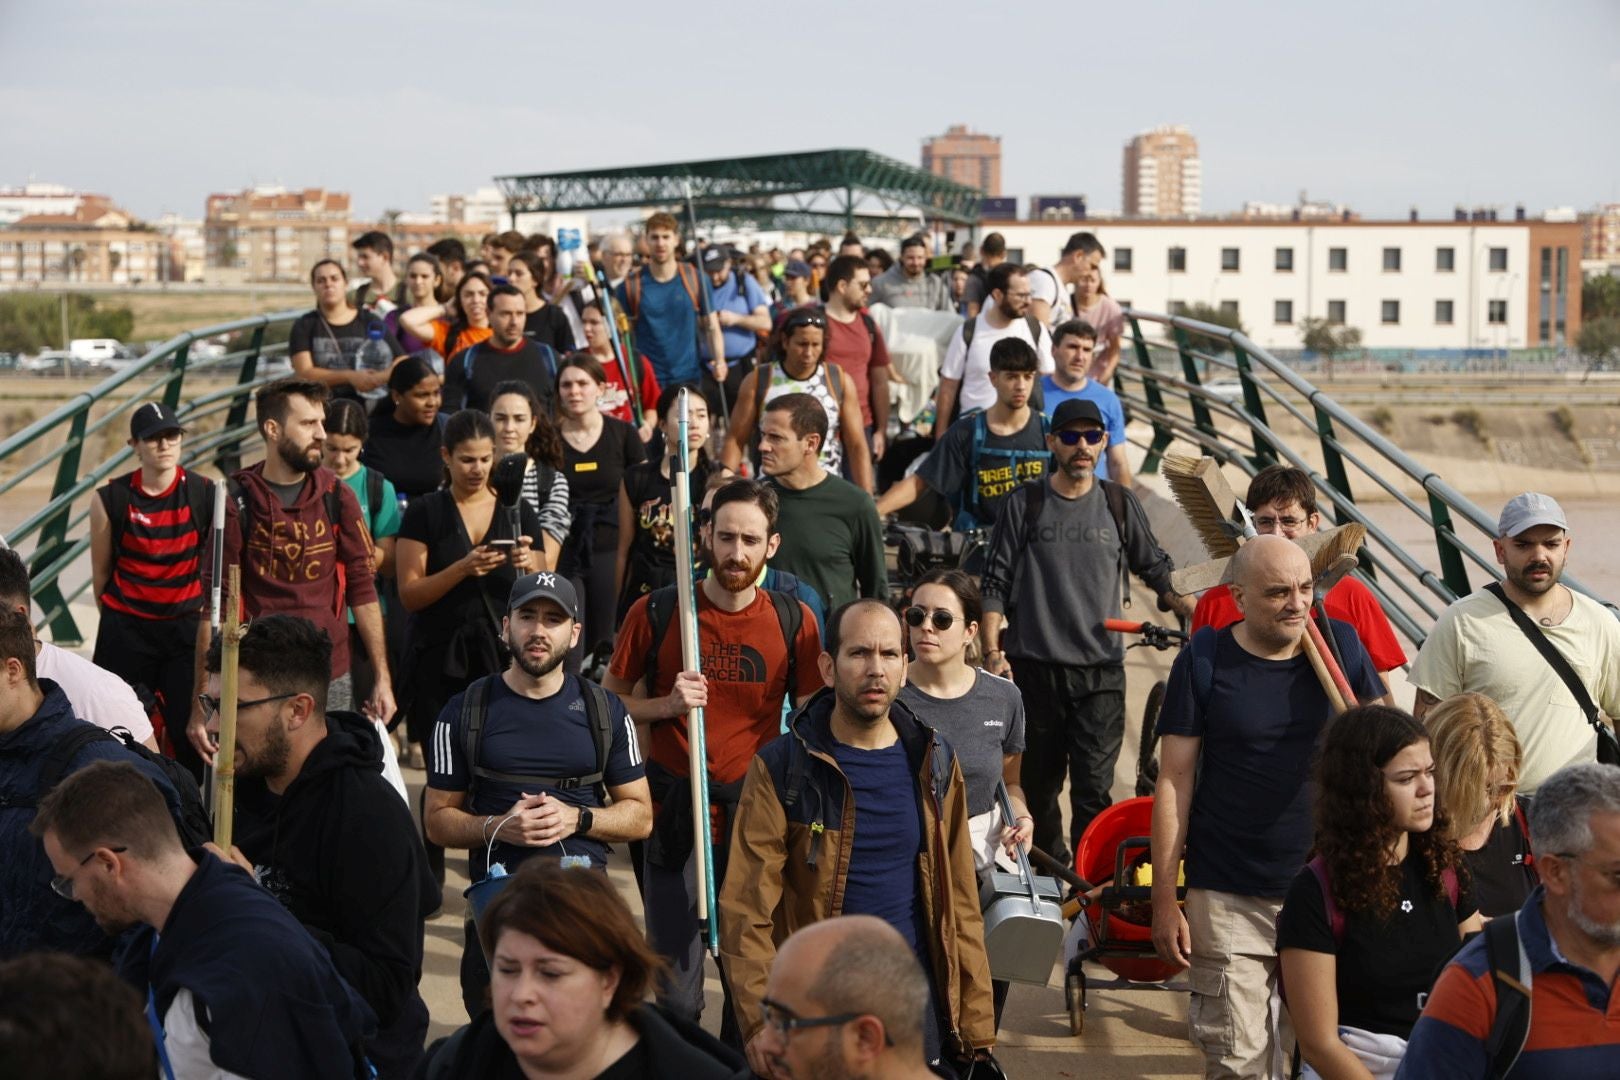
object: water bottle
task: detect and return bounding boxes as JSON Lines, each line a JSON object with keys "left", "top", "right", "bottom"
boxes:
{"left": 557, "top": 228, "right": 582, "bottom": 278}
{"left": 357, "top": 327, "right": 392, "bottom": 400}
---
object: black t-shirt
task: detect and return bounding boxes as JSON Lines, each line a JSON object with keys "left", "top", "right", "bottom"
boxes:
{"left": 1462, "top": 798, "right": 1537, "bottom": 918}
{"left": 618, "top": 458, "right": 718, "bottom": 617}
{"left": 360, "top": 411, "right": 445, "bottom": 498}
{"left": 289, "top": 310, "right": 403, "bottom": 381}
{"left": 1276, "top": 850, "right": 1476, "bottom": 1038}
{"left": 917, "top": 409, "right": 1050, "bottom": 527}
{"left": 563, "top": 418, "right": 646, "bottom": 552}
{"left": 444, "top": 340, "right": 559, "bottom": 414}
{"left": 427, "top": 674, "right": 644, "bottom": 876}
{"left": 1155, "top": 624, "right": 1384, "bottom": 897}
{"left": 397, "top": 490, "right": 542, "bottom": 650}
{"left": 524, "top": 305, "right": 577, "bottom": 353}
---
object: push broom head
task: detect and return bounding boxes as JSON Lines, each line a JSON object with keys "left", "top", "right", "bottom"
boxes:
{"left": 1162, "top": 454, "right": 1247, "bottom": 559}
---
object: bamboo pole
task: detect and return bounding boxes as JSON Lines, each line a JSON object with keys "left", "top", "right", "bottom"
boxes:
{"left": 211, "top": 566, "right": 243, "bottom": 850}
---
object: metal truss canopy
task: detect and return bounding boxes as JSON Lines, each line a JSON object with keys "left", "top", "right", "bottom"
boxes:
{"left": 495, "top": 148, "right": 982, "bottom": 229}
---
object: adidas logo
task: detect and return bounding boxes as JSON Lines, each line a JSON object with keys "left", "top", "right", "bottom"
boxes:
{"left": 569, "top": 698, "right": 586, "bottom": 712}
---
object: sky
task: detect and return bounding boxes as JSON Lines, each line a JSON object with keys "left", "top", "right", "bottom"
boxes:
{"left": 3, "top": 0, "right": 1618, "bottom": 224}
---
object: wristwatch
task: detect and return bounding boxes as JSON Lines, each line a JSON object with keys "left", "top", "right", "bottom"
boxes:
{"left": 574, "top": 806, "right": 594, "bottom": 837}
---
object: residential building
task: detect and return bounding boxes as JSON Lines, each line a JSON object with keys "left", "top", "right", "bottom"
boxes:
{"left": 1241, "top": 193, "right": 1354, "bottom": 222}
{"left": 154, "top": 213, "right": 206, "bottom": 282}
{"left": 0, "top": 197, "right": 165, "bottom": 285}
{"left": 921, "top": 125, "right": 1000, "bottom": 196}
{"left": 1122, "top": 126, "right": 1201, "bottom": 219}
{"left": 0, "top": 182, "right": 95, "bottom": 227}
{"left": 993, "top": 217, "right": 1583, "bottom": 352}
{"left": 430, "top": 186, "right": 508, "bottom": 229}
{"left": 1584, "top": 203, "right": 1620, "bottom": 264}
{"left": 204, "top": 186, "right": 352, "bottom": 282}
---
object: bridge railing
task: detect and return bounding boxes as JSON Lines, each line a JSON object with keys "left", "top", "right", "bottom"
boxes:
{"left": 1113, "top": 309, "right": 1614, "bottom": 648}
{"left": 0, "top": 308, "right": 306, "bottom": 645}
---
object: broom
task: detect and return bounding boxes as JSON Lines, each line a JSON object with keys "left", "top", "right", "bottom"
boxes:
{"left": 1161, "top": 455, "right": 1361, "bottom": 712}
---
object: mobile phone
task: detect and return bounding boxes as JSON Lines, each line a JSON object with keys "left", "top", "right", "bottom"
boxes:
{"left": 486, "top": 538, "right": 517, "bottom": 549}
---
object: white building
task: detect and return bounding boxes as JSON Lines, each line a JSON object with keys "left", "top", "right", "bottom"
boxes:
{"left": 992, "top": 218, "right": 1584, "bottom": 353}
{"left": 430, "top": 186, "right": 508, "bottom": 229}
{"left": 0, "top": 183, "right": 94, "bottom": 227}
{"left": 154, "top": 212, "right": 206, "bottom": 282}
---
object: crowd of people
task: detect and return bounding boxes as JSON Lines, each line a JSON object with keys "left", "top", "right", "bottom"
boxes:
{"left": 0, "top": 218, "right": 1615, "bottom": 1080}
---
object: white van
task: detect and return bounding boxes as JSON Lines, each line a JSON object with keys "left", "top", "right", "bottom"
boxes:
{"left": 69, "top": 338, "right": 123, "bottom": 362}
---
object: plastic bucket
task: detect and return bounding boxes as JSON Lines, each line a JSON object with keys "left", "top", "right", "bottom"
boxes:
{"left": 1075, "top": 796, "right": 1181, "bottom": 983}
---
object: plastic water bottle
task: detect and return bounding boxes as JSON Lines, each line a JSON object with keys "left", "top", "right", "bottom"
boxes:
{"left": 557, "top": 228, "right": 582, "bottom": 278}
{"left": 357, "top": 327, "right": 392, "bottom": 400}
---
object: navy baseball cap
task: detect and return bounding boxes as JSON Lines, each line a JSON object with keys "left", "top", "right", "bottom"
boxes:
{"left": 784, "top": 258, "right": 812, "bottom": 279}
{"left": 507, "top": 572, "right": 579, "bottom": 619}
{"left": 700, "top": 245, "right": 732, "bottom": 272}
{"left": 130, "top": 402, "right": 183, "bottom": 441}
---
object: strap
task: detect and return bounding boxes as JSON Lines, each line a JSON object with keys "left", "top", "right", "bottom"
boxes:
{"left": 860, "top": 310, "right": 877, "bottom": 346}
{"left": 583, "top": 681, "right": 613, "bottom": 792}
{"left": 1307, "top": 855, "right": 1346, "bottom": 945}
{"left": 1100, "top": 478, "right": 1131, "bottom": 608}
{"left": 962, "top": 315, "right": 976, "bottom": 348}
{"left": 34, "top": 724, "right": 114, "bottom": 806}
{"left": 183, "top": 473, "right": 213, "bottom": 546}
{"left": 626, "top": 268, "right": 642, "bottom": 320}
{"left": 364, "top": 467, "right": 384, "bottom": 526}
{"left": 1189, "top": 626, "right": 1218, "bottom": 716}
{"left": 1514, "top": 798, "right": 1535, "bottom": 869}
{"left": 1484, "top": 583, "right": 1609, "bottom": 739}
{"left": 643, "top": 587, "right": 677, "bottom": 700}
{"left": 1483, "top": 912, "right": 1532, "bottom": 1079}
{"left": 102, "top": 475, "right": 132, "bottom": 551}
{"left": 1443, "top": 865, "right": 1459, "bottom": 909}
{"left": 459, "top": 676, "right": 494, "bottom": 804}
{"left": 767, "top": 590, "right": 803, "bottom": 706}
{"left": 145, "top": 980, "right": 179, "bottom": 1080}
{"left": 782, "top": 737, "right": 810, "bottom": 811}
{"left": 966, "top": 412, "right": 988, "bottom": 518}
{"left": 678, "top": 263, "right": 703, "bottom": 314}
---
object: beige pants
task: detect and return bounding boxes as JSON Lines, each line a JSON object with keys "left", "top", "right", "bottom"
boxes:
{"left": 1184, "top": 888, "right": 1292, "bottom": 1080}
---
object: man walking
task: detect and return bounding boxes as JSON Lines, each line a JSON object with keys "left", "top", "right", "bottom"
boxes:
{"left": 1028, "top": 231, "right": 1106, "bottom": 329}
{"left": 935, "top": 263, "right": 1055, "bottom": 427}
{"left": 721, "top": 599, "right": 995, "bottom": 1075}
{"left": 615, "top": 212, "right": 725, "bottom": 394}
{"left": 442, "top": 284, "right": 558, "bottom": 414}
{"left": 1040, "top": 319, "right": 1131, "bottom": 486}
{"left": 1411, "top": 492, "right": 1620, "bottom": 792}
{"left": 822, "top": 254, "right": 893, "bottom": 459}
{"left": 700, "top": 245, "right": 772, "bottom": 418}
{"left": 979, "top": 398, "right": 1190, "bottom": 864}
{"left": 868, "top": 234, "right": 952, "bottom": 312}
{"left": 1151, "top": 537, "right": 1383, "bottom": 1078}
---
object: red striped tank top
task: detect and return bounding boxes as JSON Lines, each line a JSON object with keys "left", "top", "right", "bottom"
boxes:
{"left": 100, "top": 469, "right": 206, "bottom": 620}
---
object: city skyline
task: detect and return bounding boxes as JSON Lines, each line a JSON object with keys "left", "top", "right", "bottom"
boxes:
{"left": 3, "top": 0, "right": 1617, "bottom": 225}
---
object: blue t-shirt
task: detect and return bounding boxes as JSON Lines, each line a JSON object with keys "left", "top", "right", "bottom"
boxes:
{"left": 832, "top": 741, "right": 925, "bottom": 955}
{"left": 706, "top": 271, "right": 770, "bottom": 361}
{"left": 428, "top": 674, "right": 644, "bottom": 874}
{"left": 1154, "top": 622, "right": 1383, "bottom": 897}
{"left": 616, "top": 271, "right": 700, "bottom": 387}
{"left": 1039, "top": 375, "right": 1127, "bottom": 482}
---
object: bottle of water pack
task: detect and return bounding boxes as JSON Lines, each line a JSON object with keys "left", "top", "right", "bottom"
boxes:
{"left": 357, "top": 327, "right": 392, "bottom": 400}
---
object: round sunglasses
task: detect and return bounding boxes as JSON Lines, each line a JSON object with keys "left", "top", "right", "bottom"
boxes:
{"left": 904, "top": 606, "right": 956, "bottom": 631}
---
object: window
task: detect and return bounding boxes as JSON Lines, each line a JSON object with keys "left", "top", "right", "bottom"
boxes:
{"left": 1488, "top": 299, "right": 1507, "bottom": 324}
{"left": 1436, "top": 247, "right": 1455, "bottom": 272}
{"left": 1220, "top": 300, "right": 1240, "bottom": 320}
{"left": 1328, "top": 247, "right": 1347, "bottom": 272}
{"left": 1382, "top": 247, "right": 1401, "bottom": 272}
{"left": 1168, "top": 300, "right": 1189, "bottom": 315}
{"left": 1220, "top": 247, "right": 1240, "bottom": 272}
{"left": 1327, "top": 300, "right": 1346, "bottom": 324}
{"left": 1275, "top": 247, "right": 1294, "bottom": 271}
{"left": 1381, "top": 300, "right": 1400, "bottom": 324}
{"left": 1168, "top": 247, "right": 1186, "bottom": 272}
{"left": 1113, "top": 247, "right": 1133, "bottom": 272}
{"left": 1435, "top": 300, "right": 1454, "bottom": 324}
{"left": 1274, "top": 299, "right": 1294, "bottom": 324}
{"left": 1489, "top": 247, "right": 1508, "bottom": 272}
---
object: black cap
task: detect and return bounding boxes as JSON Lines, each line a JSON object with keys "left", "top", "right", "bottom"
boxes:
{"left": 130, "top": 402, "right": 183, "bottom": 441}
{"left": 507, "top": 571, "right": 579, "bottom": 619}
{"left": 1051, "top": 398, "right": 1105, "bottom": 429}
{"left": 700, "top": 245, "right": 732, "bottom": 272}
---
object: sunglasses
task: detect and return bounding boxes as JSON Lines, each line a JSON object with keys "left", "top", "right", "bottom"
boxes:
{"left": 783, "top": 309, "right": 827, "bottom": 332}
{"left": 904, "top": 606, "right": 956, "bottom": 631}
{"left": 1056, "top": 429, "right": 1107, "bottom": 447}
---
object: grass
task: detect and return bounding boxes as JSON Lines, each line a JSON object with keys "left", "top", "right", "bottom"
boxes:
{"left": 117, "top": 290, "right": 306, "bottom": 341}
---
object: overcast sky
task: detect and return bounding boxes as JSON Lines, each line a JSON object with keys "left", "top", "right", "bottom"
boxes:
{"left": 3, "top": 0, "right": 1617, "bottom": 223}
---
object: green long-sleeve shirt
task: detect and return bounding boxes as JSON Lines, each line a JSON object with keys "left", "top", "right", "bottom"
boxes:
{"left": 767, "top": 474, "right": 887, "bottom": 613}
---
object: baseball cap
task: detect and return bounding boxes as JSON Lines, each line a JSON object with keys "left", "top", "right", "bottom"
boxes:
{"left": 507, "top": 572, "right": 579, "bottom": 619}
{"left": 1497, "top": 492, "right": 1567, "bottom": 538}
{"left": 700, "top": 245, "right": 732, "bottom": 273}
{"left": 1051, "top": 398, "right": 1105, "bottom": 430}
{"left": 784, "top": 258, "right": 812, "bottom": 279}
{"left": 130, "top": 402, "right": 183, "bottom": 441}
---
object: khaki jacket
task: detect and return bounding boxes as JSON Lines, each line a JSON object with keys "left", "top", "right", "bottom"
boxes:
{"left": 718, "top": 689, "right": 996, "bottom": 1054}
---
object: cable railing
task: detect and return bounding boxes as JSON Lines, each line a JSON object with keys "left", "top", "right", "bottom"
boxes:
{"left": 1112, "top": 309, "right": 1616, "bottom": 649}
{"left": 0, "top": 308, "right": 305, "bottom": 645}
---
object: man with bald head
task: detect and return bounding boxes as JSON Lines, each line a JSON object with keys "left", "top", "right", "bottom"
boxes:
{"left": 1149, "top": 536, "right": 1385, "bottom": 1079}
{"left": 755, "top": 915, "right": 938, "bottom": 1080}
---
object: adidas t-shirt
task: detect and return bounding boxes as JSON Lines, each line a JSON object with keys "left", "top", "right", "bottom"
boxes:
{"left": 428, "top": 673, "right": 643, "bottom": 874}
{"left": 609, "top": 586, "right": 823, "bottom": 783}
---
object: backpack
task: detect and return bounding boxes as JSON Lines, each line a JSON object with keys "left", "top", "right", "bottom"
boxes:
{"left": 960, "top": 311, "right": 1046, "bottom": 351}
{"left": 1480, "top": 911, "right": 1533, "bottom": 1079}
{"left": 641, "top": 585, "right": 803, "bottom": 709}
{"left": 623, "top": 263, "right": 703, "bottom": 322}
{"left": 226, "top": 476, "right": 355, "bottom": 619}
{"left": 458, "top": 674, "right": 615, "bottom": 803}
{"left": 961, "top": 410, "right": 1051, "bottom": 526}
{"left": 35, "top": 724, "right": 213, "bottom": 849}
{"left": 102, "top": 469, "right": 214, "bottom": 553}
{"left": 1015, "top": 473, "right": 1131, "bottom": 608}
{"left": 460, "top": 340, "right": 559, "bottom": 395}
{"left": 751, "top": 360, "right": 845, "bottom": 427}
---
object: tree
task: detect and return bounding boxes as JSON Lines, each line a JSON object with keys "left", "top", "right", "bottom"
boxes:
{"left": 1577, "top": 316, "right": 1620, "bottom": 370}
{"left": 1299, "top": 317, "right": 1363, "bottom": 378}
{"left": 1173, "top": 302, "right": 1246, "bottom": 357}
{"left": 1582, "top": 274, "right": 1620, "bottom": 322}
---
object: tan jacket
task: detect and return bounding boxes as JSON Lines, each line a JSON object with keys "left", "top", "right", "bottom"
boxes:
{"left": 718, "top": 689, "right": 996, "bottom": 1054}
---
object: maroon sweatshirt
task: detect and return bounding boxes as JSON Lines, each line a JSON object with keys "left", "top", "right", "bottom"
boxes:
{"left": 203, "top": 464, "right": 378, "bottom": 678}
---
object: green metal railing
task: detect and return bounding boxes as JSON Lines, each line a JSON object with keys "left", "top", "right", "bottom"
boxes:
{"left": 0, "top": 307, "right": 306, "bottom": 645}
{"left": 1113, "top": 309, "right": 1615, "bottom": 648}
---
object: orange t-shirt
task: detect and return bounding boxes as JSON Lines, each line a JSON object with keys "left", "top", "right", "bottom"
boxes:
{"left": 610, "top": 586, "right": 823, "bottom": 783}
{"left": 432, "top": 320, "right": 492, "bottom": 359}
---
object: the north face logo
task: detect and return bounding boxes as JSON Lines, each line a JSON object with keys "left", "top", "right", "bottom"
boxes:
{"left": 703, "top": 643, "right": 769, "bottom": 684}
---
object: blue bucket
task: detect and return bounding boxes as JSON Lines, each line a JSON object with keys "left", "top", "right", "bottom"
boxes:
{"left": 464, "top": 862, "right": 512, "bottom": 923}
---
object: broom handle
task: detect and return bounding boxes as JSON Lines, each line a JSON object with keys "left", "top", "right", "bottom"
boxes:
{"left": 212, "top": 566, "right": 242, "bottom": 850}
{"left": 1302, "top": 621, "right": 1351, "bottom": 714}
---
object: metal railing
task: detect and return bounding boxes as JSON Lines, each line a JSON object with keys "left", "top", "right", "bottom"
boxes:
{"left": 1112, "top": 309, "right": 1614, "bottom": 647}
{"left": 0, "top": 307, "right": 306, "bottom": 645}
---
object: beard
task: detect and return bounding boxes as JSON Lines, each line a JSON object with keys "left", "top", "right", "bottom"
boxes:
{"left": 238, "top": 719, "right": 291, "bottom": 782}
{"left": 833, "top": 679, "right": 896, "bottom": 725}
{"left": 508, "top": 631, "right": 567, "bottom": 679}
{"left": 276, "top": 435, "right": 321, "bottom": 474}
{"left": 1569, "top": 874, "right": 1620, "bottom": 947}
{"left": 714, "top": 553, "right": 764, "bottom": 594}
{"left": 1507, "top": 558, "right": 1561, "bottom": 595}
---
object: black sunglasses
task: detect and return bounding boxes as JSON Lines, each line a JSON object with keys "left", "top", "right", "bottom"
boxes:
{"left": 783, "top": 309, "right": 827, "bottom": 332}
{"left": 904, "top": 606, "right": 955, "bottom": 631}
{"left": 1056, "top": 428, "right": 1107, "bottom": 447}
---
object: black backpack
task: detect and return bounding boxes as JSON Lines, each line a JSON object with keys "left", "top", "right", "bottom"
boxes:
{"left": 1481, "top": 912, "right": 1533, "bottom": 1079}
{"left": 458, "top": 675, "right": 615, "bottom": 803}
{"left": 101, "top": 470, "right": 214, "bottom": 552}
{"left": 642, "top": 584, "right": 804, "bottom": 709}
{"left": 34, "top": 724, "right": 212, "bottom": 848}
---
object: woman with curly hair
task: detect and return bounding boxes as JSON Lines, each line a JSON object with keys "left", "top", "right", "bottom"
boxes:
{"left": 488, "top": 380, "right": 571, "bottom": 572}
{"left": 1277, "top": 705, "right": 1484, "bottom": 1079}
{"left": 1424, "top": 692, "right": 1537, "bottom": 917}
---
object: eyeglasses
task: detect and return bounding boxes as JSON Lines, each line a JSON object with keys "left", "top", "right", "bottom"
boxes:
{"left": 1055, "top": 429, "right": 1107, "bottom": 447}
{"left": 1254, "top": 515, "right": 1309, "bottom": 530}
{"left": 52, "top": 846, "right": 127, "bottom": 900}
{"left": 759, "top": 999, "right": 888, "bottom": 1043}
{"left": 904, "top": 606, "right": 956, "bottom": 631}
{"left": 195, "top": 691, "right": 296, "bottom": 721}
